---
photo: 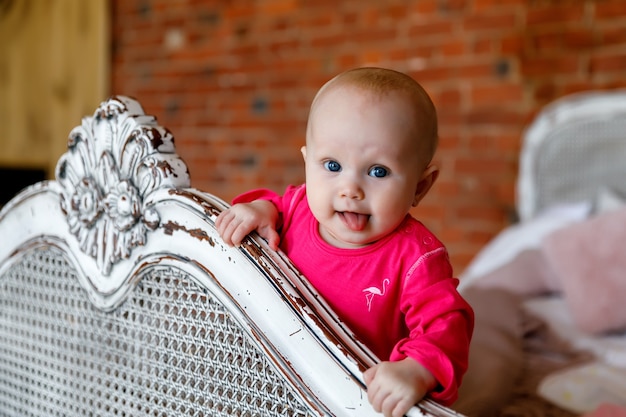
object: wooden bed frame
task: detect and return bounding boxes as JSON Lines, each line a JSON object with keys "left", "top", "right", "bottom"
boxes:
{"left": 0, "top": 96, "right": 462, "bottom": 417}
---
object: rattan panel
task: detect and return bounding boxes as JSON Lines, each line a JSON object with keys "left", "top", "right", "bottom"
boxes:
{"left": 0, "top": 247, "right": 315, "bottom": 417}
{"left": 534, "top": 119, "right": 626, "bottom": 215}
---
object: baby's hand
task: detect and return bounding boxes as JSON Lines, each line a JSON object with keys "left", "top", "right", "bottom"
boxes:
{"left": 363, "top": 358, "right": 436, "bottom": 417}
{"left": 215, "top": 200, "right": 280, "bottom": 250}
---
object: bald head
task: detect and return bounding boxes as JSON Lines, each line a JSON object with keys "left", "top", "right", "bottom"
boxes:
{"left": 307, "top": 67, "right": 439, "bottom": 165}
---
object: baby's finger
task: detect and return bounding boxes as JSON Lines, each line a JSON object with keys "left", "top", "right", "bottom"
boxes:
{"left": 215, "top": 209, "right": 234, "bottom": 235}
{"left": 391, "top": 398, "right": 413, "bottom": 417}
{"left": 229, "top": 224, "right": 251, "bottom": 247}
{"left": 220, "top": 217, "right": 243, "bottom": 247}
{"left": 381, "top": 395, "right": 399, "bottom": 417}
{"left": 258, "top": 226, "right": 280, "bottom": 250}
{"left": 367, "top": 384, "right": 384, "bottom": 412}
{"left": 363, "top": 366, "right": 376, "bottom": 385}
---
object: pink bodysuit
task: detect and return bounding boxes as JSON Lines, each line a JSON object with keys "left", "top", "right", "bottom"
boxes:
{"left": 233, "top": 184, "right": 474, "bottom": 405}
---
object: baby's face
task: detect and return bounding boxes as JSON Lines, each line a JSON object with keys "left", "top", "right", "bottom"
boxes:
{"left": 303, "top": 85, "right": 432, "bottom": 248}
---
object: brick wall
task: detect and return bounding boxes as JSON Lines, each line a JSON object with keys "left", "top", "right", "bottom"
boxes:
{"left": 111, "top": 0, "right": 626, "bottom": 274}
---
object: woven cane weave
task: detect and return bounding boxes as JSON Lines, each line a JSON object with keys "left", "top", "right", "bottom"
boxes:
{"left": 0, "top": 246, "right": 315, "bottom": 417}
{"left": 517, "top": 90, "right": 626, "bottom": 221}
{"left": 532, "top": 118, "right": 626, "bottom": 216}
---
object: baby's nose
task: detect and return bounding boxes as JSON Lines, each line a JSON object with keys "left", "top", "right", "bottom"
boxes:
{"left": 339, "top": 181, "right": 364, "bottom": 200}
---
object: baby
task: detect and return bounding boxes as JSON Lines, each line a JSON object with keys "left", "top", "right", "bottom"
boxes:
{"left": 216, "top": 67, "right": 474, "bottom": 417}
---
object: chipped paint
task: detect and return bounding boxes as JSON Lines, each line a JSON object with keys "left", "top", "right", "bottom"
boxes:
{"left": 240, "top": 240, "right": 372, "bottom": 377}
{"left": 162, "top": 220, "right": 215, "bottom": 246}
{"left": 167, "top": 188, "right": 222, "bottom": 218}
{"left": 0, "top": 95, "right": 461, "bottom": 417}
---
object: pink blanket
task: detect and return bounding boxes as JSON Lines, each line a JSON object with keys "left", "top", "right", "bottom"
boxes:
{"left": 542, "top": 207, "right": 626, "bottom": 334}
{"left": 583, "top": 404, "right": 626, "bottom": 417}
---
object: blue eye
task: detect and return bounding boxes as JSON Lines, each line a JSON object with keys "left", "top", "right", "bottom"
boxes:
{"left": 369, "top": 166, "right": 388, "bottom": 178}
{"left": 324, "top": 160, "right": 341, "bottom": 172}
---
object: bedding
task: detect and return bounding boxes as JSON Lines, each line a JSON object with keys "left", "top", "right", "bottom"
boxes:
{"left": 528, "top": 297, "right": 626, "bottom": 414}
{"left": 582, "top": 403, "right": 626, "bottom": 417}
{"left": 456, "top": 201, "right": 626, "bottom": 417}
{"left": 542, "top": 206, "right": 626, "bottom": 334}
{"left": 454, "top": 89, "right": 626, "bottom": 417}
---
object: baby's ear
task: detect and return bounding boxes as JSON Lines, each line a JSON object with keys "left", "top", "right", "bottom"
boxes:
{"left": 300, "top": 146, "right": 307, "bottom": 160}
{"left": 413, "top": 165, "right": 439, "bottom": 206}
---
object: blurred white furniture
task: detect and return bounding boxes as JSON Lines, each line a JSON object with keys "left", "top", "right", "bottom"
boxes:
{"left": 0, "top": 96, "right": 461, "bottom": 417}
{"left": 463, "top": 88, "right": 626, "bottom": 290}
{"left": 458, "top": 90, "right": 626, "bottom": 417}
{"left": 517, "top": 89, "right": 626, "bottom": 222}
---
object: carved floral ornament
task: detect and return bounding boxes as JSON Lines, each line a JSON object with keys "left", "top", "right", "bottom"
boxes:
{"left": 56, "top": 96, "right": 190, "bottom": 275}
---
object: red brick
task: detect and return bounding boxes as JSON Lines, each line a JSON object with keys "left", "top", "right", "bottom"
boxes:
{"left": 259, "top": 0, "right": 298, "bottom": 15}
{"left": 437, "top": 134, "right": 463, "bottom": 152}
{"left": 533, "top": 82, "right": 559, "bottom": 102}
{"left": 473, "top": 0, "right": 525, "bottom": 11}
{"left": 408, "top": 21, "right": 455, "bottom": 37}
{"left": 352, "top": 28, "right": 399, "bottom": 43}
{"left": 296, "top": 10, "right": 333, "bottom": 28}
{"left": 521, "top": 56, "right": 581, "bottom": 76}
{"left": 431, "top": 178, "right": 462, "bottom": 197}
{"left": 500, "top": 34, "right": 525, "bottom": 54}
{"left": 453, "top": 156, "right": 512, "bottom": 176}
{"left": 462, "top": 12, "right": 518, "bottom": 31}
{"left": 526, "top": 4, "right": 585, "bottom": 26}
{"left": 472, "top": 38, "right": 494, "bottom": 54}
{"left": 386, "top": 4, "right": 411, "bottom": 20}
{"left": 388, "top": 48, "right": 409, "bottom": 61}
{"left": 310, "top": 34, "right": 346, "bottom": 48}
{"left": 411, "top": 0, "right": 438, "bottom": 16}
{"left": 409, "top": 66, "right": 456, "bottom": 82}
{"left": 590, "top": 54, "right": 626, "bottom": 73}
{"left": 561, "top": 81, "right": 597, "bottom": 96}
{"left": 470, "top": 83, "right": 524, "bottom": 105}
{"left": 435, "top": 88, "right": 463, "bottom": 106}
{"left": 530, "top": 32, "right": 562, "bottom": 52}
{"left": 595, "top": 0, "right": 626, "bottom": 19}
{"left": 564, "top": 28, "right": 598, "bottom": 49}
{"left": 437, "top": 109, "right": 464, "bottom": 128}
{"left": 441, "top": 40, "right": 467, "bottom": 56}
{"left": 457, "top": 62, "right": 499, "bottom": 79}
{"left": 456, "top": 204, "right": 508, "bottom": 224}
{"left": 110, "top": 0, "right": 626, "bottom": 273}
{"left": 410, "top": 204, "right": 446, "bottom": 223}
{"left": 438, "top": 0, "right": 469, "bottom": 14}
{"left": 223, "top": 4, "right": 255, "bottom": 19}
{"left": 336, "top": 54, "right": 360, "bottom": 69}
{"left": 465, "top": 108, "right": 527, "bottom": 126}
{"left": 601, "top": 27, "right": 626, "bottom": 46}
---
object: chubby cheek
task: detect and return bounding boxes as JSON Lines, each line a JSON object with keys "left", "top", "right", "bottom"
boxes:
{"left": 370, "top": 206, "right": 397, "bottom": 230}
{"left": 305, "top": 169, "right": 328, "bottom": 196}
{"left": 371, "top": 194, "right": 412, "bottom": 224}
{"left": 306, "top": 187, "right": 332, "bottom": 219}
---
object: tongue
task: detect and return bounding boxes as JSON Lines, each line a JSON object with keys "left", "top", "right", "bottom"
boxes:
{"left": 342, "top": 212, "right": 368, "bottom": 231}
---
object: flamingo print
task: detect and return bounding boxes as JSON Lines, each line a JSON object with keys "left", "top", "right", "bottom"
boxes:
{"left": 363, "top": 278, "right": 390, "bottom": 311}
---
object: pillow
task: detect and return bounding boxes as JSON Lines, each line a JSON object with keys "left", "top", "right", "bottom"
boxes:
{"left": 459, "top": 202, "right": 589, "bottom": 294}
{"left": 462, "top": 249, "right": 560, "bottom": 296}
{"left": 542, "top": 207, "right": 626, "bottom": 334}
{"left": 593, "top": 186, "right": 626, "bottom": 215}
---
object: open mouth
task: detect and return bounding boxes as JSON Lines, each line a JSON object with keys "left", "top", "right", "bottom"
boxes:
{"left": 338, "top": 211, "right": 369, "bottom": 231}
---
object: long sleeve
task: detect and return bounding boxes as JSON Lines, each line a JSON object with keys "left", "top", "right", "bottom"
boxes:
{"left": 390, "top": 248, "right": 474, "bottom": 405}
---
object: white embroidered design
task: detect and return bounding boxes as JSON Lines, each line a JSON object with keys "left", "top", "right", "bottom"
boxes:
{"left": 363, "top": 278, "right": 390, "bottom": 312}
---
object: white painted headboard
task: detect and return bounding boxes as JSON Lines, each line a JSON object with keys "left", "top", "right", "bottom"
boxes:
{"left": 0, "top": 96, "right": 462, "bottom": 417}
